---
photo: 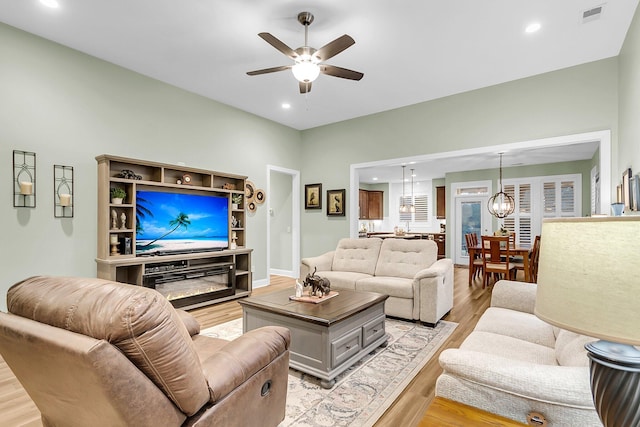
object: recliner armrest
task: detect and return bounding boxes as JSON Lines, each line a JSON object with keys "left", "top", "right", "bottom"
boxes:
{"left": 201, "top": 326, "right": 291, "bottom": 402}
{"left": 438, "top": 348, "right": 593, "bottom": 407}
{"left": 176, "top": 309, "right": 200, "bottom": 336}
{"left": 300, "top": 251, "right": 335, "bottom": 280}
{"left": 491, "top": 280, "right": 537, "bottom": 314}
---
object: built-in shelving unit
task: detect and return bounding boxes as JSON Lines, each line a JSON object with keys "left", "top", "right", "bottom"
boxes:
{"left": 95, "top": 155, "right": 252, "bottom": 309}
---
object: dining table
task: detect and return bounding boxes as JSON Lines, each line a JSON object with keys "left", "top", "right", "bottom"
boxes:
{"left": 467, "top": 244, "right": 533, "bottom": 283}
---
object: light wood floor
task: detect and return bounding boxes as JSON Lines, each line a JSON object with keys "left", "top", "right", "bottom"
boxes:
{"left": 0, "top": 267, "right": 503, "bottom": 427}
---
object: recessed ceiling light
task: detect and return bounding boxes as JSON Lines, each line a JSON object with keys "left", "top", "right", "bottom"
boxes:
{"left": 525, "top": 22, "right": 541, "bottom": 33}
{"left": 282, "top": 103, "right": 291, "bottom": 109}
{"left": 40, "top": 0, "right": 60, "bottom": 8}
{"left": 372, "top": 177, "right": 378, "bottom": 181}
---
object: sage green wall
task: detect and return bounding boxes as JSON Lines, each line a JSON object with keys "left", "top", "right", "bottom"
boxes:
{"left": 0, "top": 23, "right": 301, "bottom": 311}
{"left": 300, "top": 58, "right": 619, "bottom": 257}
{"left": 619, "top": 5, "right": 640, "bottom": 177}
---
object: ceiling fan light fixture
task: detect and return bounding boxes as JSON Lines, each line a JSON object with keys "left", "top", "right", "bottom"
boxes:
{"left": 292, "top": 60, "right": 320, "bottom": 83}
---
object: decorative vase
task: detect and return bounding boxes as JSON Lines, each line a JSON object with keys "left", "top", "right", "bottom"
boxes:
{"left": 611, "top": 202, "right": 624, "bottom": 216}
{"left": 232, "top": 203, "right": 239, "bottom": 210}
{"left": 111, "top": 198, "right": 123, "bottom": 205}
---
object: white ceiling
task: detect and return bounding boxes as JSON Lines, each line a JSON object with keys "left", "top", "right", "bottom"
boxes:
{"left": 0, "top": 1, "right": 634, "bottom": 181}
{"left": 1, "top": 0, "right": 637, "bottom": 132}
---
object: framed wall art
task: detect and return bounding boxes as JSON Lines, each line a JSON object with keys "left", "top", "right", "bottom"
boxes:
{"left": 305, "top": 183, "right": 322, "bottom": 210}
{"left": 622, "top": 168, "right": 632, "bottom": 211}
{"left": 327, "top": 189, "right": 346, "bottom": 216}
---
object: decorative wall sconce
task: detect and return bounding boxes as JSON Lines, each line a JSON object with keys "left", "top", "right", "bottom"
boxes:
{"left": 54, "top": 164, "right": 74, "bottom": 218}
{"left": 13, "top": 150, "right": 36, "bottom": 208}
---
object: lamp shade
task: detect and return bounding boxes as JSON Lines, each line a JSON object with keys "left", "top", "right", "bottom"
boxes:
{"left": 534, "top": 216, "right": 640, "bottom": 345}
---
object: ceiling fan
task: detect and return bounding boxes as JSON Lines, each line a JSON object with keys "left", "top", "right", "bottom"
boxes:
{"left": 247, "top": 11, "right": 364, "bottom": 94}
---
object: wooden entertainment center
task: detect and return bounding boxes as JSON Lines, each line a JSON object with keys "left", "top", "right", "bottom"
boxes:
{"left": 95, "top": 155, "right": 252, "bottom": 309}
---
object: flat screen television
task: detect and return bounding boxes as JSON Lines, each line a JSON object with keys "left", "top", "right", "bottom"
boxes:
{"left": 135, "top": 189, "right": 229, "bottom": 256}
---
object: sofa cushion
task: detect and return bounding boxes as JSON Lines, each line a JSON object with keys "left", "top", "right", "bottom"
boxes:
{"left": 331, "top": 238, "right": 382, "bottom": 275}
{"left": 475, "top": 307, "right": 556, "bottom": 348}
{"left": 374, "top": 239, "right": 437, "bottom": 279}
{"left": 461, "top": 331, "right": 558, "bottom": 366}
{"left": 7, "top": 276, "right": 210, "bottom": 416}
{"left": 555, "top": 330, "right": 595, "bottom": 367}
{"left": 355, "top": 276, "right": 413, "bottom": 299}
{"left": 316, "top": 270, "right": 372, "bottom": 290}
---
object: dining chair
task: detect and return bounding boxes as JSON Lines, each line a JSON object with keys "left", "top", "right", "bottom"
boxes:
{"left": 529, "top": 235, "right": 541, "bottom": 282}
{"left": 481, "top": 235, "right": 517, "bottom": 288}
{"left": 465, "top": 233, "right": 483, "bottom": 286}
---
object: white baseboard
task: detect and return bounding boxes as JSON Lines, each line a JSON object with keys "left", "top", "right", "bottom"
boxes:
{"left": 269, "top": 268, "right": 295, "bottom": 278}
{"left": 252, "top": 278, "right": 269, "bottom": 289}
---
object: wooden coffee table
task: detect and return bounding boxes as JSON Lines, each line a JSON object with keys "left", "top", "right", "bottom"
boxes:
{"left": 238, "top": 288, "right": 388, "bottom": 388}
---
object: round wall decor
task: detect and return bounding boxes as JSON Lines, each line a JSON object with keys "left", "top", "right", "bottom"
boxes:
{"left": 245, "top": 180, "right": 255, "bottom": 200}
{"left": 255, "top": 189, "right": 266, "bottom": 204}
{"left": 248, "top": 201, "right": 257, "bottom": 213}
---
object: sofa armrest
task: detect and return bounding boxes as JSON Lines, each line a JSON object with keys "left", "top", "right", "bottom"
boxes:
{"left": 201, "top": 326, "right": 290, "bottom": 402}
{"left": 438, "top": 348, "right": 593, "bottom": 408}
{"left": 491, "top": 280, "right": 537, "bottom": 314}
{"left": 300, "top": 251, "right": 335, "bottom": 280}
{"left": 414, "top": 258, "right": 454, "bottom": 324}
{"left": 414, "top": 258, "right": 452, "bottom": 280}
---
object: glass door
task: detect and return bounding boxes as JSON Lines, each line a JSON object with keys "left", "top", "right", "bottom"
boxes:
{"left": 451, "top": 181, "right": 492, "bottom": 265}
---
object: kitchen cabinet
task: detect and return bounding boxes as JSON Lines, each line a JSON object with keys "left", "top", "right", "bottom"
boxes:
{"left": 359, "top": 190, "right": 383, "bottom": 220}
{"left": 436, "top": 186, "right": 446, "bottom": 219}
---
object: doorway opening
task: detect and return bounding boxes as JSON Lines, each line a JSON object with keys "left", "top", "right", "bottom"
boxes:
{"left": 267, "top": 165, "right": 300, "bottom": 280}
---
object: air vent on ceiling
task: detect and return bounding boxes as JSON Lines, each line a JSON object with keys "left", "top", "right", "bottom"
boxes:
{"left": 583, "top": 5, "right": 603, "bottom": 23}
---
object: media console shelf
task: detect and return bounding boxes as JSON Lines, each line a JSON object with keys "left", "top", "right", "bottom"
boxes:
{"left": 95, "top": 154, "right": 252, "bottom": 309}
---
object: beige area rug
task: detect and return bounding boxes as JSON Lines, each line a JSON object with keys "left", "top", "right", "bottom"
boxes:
{"left": 201, "top": 318, "right": 457, "bottom": 427}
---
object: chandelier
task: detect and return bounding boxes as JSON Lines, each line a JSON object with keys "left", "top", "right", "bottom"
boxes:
{"left": 488, "top": 153, "right": 515, "bottom": 218}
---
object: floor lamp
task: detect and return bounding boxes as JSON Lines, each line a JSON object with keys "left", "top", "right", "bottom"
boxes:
{"left": 534, "top": 217, "right": 640, "bottom": 427}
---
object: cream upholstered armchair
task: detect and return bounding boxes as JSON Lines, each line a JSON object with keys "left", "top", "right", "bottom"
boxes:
{"left": 0, "top": 276, "right": 290, "bottom": 427}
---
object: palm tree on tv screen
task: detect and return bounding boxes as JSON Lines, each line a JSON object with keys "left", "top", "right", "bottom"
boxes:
{"left": 140, "top": 212, "right": 191, "bottom": 248}
{"left": 136, "top": 195, "right": 153, "bottom": 234}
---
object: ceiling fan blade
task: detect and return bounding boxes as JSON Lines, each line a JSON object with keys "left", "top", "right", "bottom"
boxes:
{"left": 246, "top": 65, "right": 291, "bottom": 76}
{"left": 258, "top": 32, "right": 298, "bottom": 60}
{"left": 299, "top": 81, "right": 312, "bottom": 94}
{"left": 320, "top": 64, "right": 364, "bottom": 81}
{"left": 315, "top": 34, "right": 355, "bottom": 61}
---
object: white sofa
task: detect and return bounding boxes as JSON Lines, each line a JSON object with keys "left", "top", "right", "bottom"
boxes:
{"left": 300, "top": 237, "right": 454, "bottom": 326}
{"left": 436, "top": 280, "right": 601, "bottom": 426}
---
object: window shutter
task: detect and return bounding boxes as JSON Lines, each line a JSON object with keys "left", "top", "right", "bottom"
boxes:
{"left": 502, "top": 176, "right": 579, "bottom": 248}
{"left": 398, "top": 194, "right": 429, "bottom": 222}
{"left": 414, "top": 195, "right": 429, "bottom": 222}
{"left": 502, "top": 183, "right": 532, "bottom": 247}
{"left": 561, "top": 181, "right": 575, "bottom": 215}
{"left": 399, "top": 196, "right": 412, "bottom": 222}
{"left": 543, "top": 182, "right": 556, "bottom": 216}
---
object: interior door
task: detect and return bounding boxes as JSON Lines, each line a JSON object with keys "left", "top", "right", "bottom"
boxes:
{"left": 454, "top": 196, "right": 491, "bottom": 265}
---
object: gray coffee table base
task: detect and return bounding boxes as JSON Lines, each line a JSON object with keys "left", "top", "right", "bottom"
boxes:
{"left": 242, "top": 299, "right": 387, "bottom": 388}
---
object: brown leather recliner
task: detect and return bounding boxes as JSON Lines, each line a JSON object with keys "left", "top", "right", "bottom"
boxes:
{"left": 0, "top": 276, "right": 290, "bottom": 427}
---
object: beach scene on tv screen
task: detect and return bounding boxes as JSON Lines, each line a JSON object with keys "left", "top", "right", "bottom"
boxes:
{"left": 136, "top": 190, "right": 229, "bottom": 254}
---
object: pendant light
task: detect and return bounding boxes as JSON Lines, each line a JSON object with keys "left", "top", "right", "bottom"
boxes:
{"left": 488, "top": 153, "right": 515, "bottom": 218}
{"left": 410, "top": 169, "right": 416, "bottom": 213}
{"left": 399, "top": 165, "right": 410, "bottom": 213}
